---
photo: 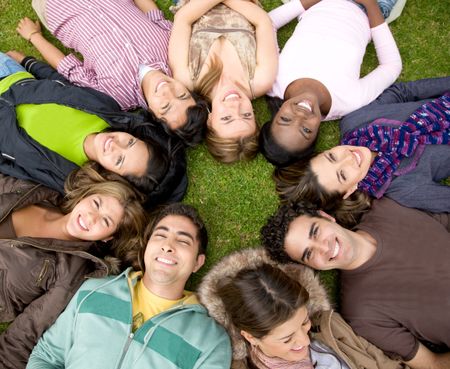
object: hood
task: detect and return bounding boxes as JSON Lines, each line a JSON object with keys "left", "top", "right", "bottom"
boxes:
{"left": 198, "top": 248, "right": 330, "bottom": 361}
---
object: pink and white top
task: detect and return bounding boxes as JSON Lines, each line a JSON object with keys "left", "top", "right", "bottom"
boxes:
{"left": 268, "top": 0, "right": 402, "bottom": 121}
{"left": 46, "top": 0, "right": 173, "bottom": 111}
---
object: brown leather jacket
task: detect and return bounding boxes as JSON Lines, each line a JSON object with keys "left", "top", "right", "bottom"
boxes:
{"left": 0, "top": 174, "right": 119, "bottom": 369}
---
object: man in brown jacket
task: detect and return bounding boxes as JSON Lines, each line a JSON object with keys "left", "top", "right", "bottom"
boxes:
{"left": 262, "top": 198, "right": 450, "bottom": 369}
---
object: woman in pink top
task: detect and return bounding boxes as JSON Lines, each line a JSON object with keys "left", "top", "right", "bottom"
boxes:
{"left": 260, "top": 0, "right": 402, "bottom": 166}
{"left": 16, "top": 0, "right": 208, "bottom": 146}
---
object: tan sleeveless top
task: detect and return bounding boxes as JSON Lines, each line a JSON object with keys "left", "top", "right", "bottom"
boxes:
{"left": 188, "top": 4, "right": 257, "bottom": 97}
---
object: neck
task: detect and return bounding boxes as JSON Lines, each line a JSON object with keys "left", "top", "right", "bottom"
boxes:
{"left": 83, "top": 133, "right": 96, "bottom": 161}
{"left": 142, "top": 276, "right": 185, "bottom": 300}
{"left": 348, "top": 230, "right": 377, "bottom": 269}
{"left": 284, "top": 78, "right": 332, "bottom": 116}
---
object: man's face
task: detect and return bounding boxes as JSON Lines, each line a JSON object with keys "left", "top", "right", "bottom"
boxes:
{"left": 143, "top": 215, "right": 205, "bottom": 287}
{"left": 284, "top": 215, "right": 358, "bottom": 270}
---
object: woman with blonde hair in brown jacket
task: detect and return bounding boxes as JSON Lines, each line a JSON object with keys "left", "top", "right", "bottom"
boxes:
{"left": 0, "top": 164, "right": 147, "bottom": 369}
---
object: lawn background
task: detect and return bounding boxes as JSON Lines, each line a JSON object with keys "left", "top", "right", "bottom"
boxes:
{"left": 0, "top": 0, "right": 449, "bottom": 335}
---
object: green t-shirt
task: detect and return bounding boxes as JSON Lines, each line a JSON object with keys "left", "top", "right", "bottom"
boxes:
{"left": 16, "top": 103, "right": 109, "bottom": 166}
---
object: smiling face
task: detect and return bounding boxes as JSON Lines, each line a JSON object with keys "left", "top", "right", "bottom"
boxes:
{"left": 310, "top": 145, "right": 373, "bottom": 199}
{"left": 208, "top": 88, "right": 256, "bottom": 139}
{"left": 272, "top": 94, "right": 322, "bottom": 153}
{"left": 284, "top": 214, "right": 362, "bottom": 270}
{"left": 84, "top": 132, "right": 149, "bottom": 177}
{"left": 65, "top": 194, "right": 124, "bottom": 241}
{"left": 250, "top": 306, "right": 311, "bottom": 362}
{"left": 144, "top": 70, "right": 196, "bottom": 130}
{"left": 143, "top": 215, "right": 205, "bottom": 289}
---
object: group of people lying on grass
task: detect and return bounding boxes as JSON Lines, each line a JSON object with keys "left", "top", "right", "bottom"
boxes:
{"left": 0, "top": 0, "right": 448, "bottom": 368}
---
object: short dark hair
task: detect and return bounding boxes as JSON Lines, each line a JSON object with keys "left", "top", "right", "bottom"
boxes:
{"left": 151, "top": 92, "right": 209, "bottom": 147}
{"left": 124, "top": 137, "right": 169, "bottom": 197}
{"left": 136, "top": 203, "right": 208, "bottom": 271}
{"left": 261, "top": 201, "right": 322, "bottom": 264}
{"left": 259, "top": 96, "right": 316, "bottom": 167}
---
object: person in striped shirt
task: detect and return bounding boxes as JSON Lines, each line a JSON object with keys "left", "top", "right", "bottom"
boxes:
{"left": 17, "top": 0, "right": 208, "bottom": 146}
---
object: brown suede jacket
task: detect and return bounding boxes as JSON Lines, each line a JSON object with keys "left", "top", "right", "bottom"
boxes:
{"left": 198, "top": 248, "right": 410, "bottom": 369}
{"left": 0, "top": 174, "right": 120, "bottom": 369}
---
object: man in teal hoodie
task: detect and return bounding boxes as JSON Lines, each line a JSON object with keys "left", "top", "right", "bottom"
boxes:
{"left": 27, "top": 203, "right": 232, "bottom": 369}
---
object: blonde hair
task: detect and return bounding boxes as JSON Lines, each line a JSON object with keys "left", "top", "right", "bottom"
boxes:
{"left": 63, "top": 162, "right": 148, "bottom": 263}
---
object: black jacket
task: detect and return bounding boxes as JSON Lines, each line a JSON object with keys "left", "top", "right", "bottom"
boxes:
{"left": 0, "top": 57, "right": 187, "bottom": 207}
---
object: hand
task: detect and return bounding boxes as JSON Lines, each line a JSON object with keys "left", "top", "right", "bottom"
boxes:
{"left": 6, "top": 50, "right": 26, "bottom": 63}
{"left": 17, "top": 17, "right": 41, "bottom": 41}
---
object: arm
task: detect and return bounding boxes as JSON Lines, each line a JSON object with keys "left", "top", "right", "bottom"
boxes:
{"left": 356, "top": 21, "right": 402, "bottom": 108}
{"left": 169, "top": 0, "right": 223, "bottom": 89}
{"left": 268, "top": 0, "right": 307, "bottom": 30}
{"left": 0, "top": 285, "right": 79, "bottom": 368}
{"left": 16, "top": 18, "right": 65, "bottom": 69}
{"left": 26, "top": 287, "right": 82, "bottom": 368}
{"left": 374, "top": 76, "right": 450, "bottom": 104}
{"left": 355, "top": 0, "right": 384, "bottom": 28}
{"left": 222, "top": 0, "right": 278, "bottom": 97}
{"left": 133, "top": 0, "right": 158, "bottom": 13}
{"left": 405, "top": 343, "right": 450, "bottom": 369}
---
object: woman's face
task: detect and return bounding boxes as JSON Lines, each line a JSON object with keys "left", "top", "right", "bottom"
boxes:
{"left": 208, "top": 88, "right": 256, "bottom": 139}
{"left": 254, "top": 306, "right": 311, "bottom": 362}
{"left": 65, "top": 194, "right": 124, "bottom": 241}
{"left": 310, "top": 145, "right": 373, "bottom": 199}
{"left": 86, "top": 132, "right": 149, "bottom": 177}
{"left": 272, "top": 94, "right": 322, "bottom": 152}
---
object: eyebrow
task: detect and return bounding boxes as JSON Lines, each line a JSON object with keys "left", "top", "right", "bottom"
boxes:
{"left": 154, "top": 226, "right": 195, "bottom": 241}
{"left": 300, "top": 222, "right": 317, "bottom": 262}
{"left": 99, "top": 197, "right": 115, "bottom": 226}
{"left": 325, "top": 154, "right": 342, "bottom": 184}
{"left": 278, "top": 332, "right": 295, "bottom": 341}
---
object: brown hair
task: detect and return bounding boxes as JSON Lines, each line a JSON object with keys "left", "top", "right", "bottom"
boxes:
{"left": 216, "top": 263, "right": 309, "bottom": 339}
{"left": 63, "top": 162, "right": 148, "bottom": 262}
{"left": 274, "top": 156, "right": 371, "bottom": 228}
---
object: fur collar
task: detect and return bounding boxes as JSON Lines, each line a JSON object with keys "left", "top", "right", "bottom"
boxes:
{"left": 198, "top": 248, "right": 331, "bottom": 361}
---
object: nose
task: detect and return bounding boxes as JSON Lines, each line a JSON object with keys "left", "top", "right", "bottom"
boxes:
{"left": 293, "top": 328, "right": 310, "bottom": 347}
{"left": 313, "top": 238, "right": 330, "bottom": 255}
{"left": 161, "top": 238, "right": 174, "bottom": 253}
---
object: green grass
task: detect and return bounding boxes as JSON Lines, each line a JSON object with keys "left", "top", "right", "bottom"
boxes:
{"left": 0, "top": 0, "right": 449, "bottom": 335}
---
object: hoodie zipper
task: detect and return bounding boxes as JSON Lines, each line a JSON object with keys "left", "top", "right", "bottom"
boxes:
{"left": 116, "top": 332, "right": 134, "bottom": 369}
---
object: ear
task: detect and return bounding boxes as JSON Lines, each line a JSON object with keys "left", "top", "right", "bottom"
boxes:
{"left": 193, "top": 254, "right": 206, "bottom": 273}
{"left": 206, "top": 112, "right": 213, "bottom": 127}
{"left": 240, "top": 330, "right": 258, "bottom": 346}
{"left": 343, "top": 184, "right": 358, "bottom": 200}
{"left": 318, "top": 210, "right": 336, "bottom": 223}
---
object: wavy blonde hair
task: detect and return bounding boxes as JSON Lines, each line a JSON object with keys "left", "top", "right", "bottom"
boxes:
{"left": 63, "top": 162, "right": 148, "bottom": 263}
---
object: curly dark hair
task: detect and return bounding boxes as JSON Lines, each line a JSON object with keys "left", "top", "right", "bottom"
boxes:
{"left": 261, "top": 201, "right": 322, "bottom": 264}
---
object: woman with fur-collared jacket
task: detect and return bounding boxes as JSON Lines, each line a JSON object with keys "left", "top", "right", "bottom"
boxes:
{"left": 198, "top": 248, "right": 409, "bottom": 369}
{"left": 0, "top": 166, "right": 147, "bottom": 369}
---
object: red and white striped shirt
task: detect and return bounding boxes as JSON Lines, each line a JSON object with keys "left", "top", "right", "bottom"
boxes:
{"left": 47, "top": 0, "right": 172, "bottom": 111}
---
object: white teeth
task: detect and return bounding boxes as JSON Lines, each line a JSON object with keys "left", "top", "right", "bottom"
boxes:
{"left": 104, "top": 138, "right": 112, "bottom": 152}
{"left": 156, "top": 257, "right": 176, "bottom": 265}
{"left": 155, "top": 81, "right": 168, "bottom": 93}
{"left": 224, "top": 93, "right": 239, "bottom": 101}
{"left": 297, "top": 101, "right": 312, "bottom": 112}
{"left": 332, "top": 240, "right": 340, "bottom": 258}
{"left": 353, "top": 151, "right": 362, "bottom": 166}
{"left": 291, "top": 346, "right": 304, "bottom": 351}
{"left": 79, "top": 216, "right": 88, "bottom": 231}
